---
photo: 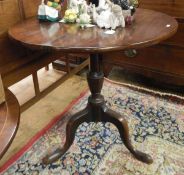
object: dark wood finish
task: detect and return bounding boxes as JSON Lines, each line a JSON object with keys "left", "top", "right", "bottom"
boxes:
{"left": 139, "top": 0, "right": 184, "bottom": 19}
{"left": 32, "top": 72, "right": 40, "bottom": 96}
{"left": 9, "top": 9, "right": 177, "bottom": 164}
{"left": 0, "top": 0, "right": 21, "bottom": 35}
{"left": 103, "top": 1, "right": 184, "bottom": 86}
{"left": 1, "top": 51, "right": 89, "bottom": 113}
{"left": 103, "top": 44, "right": 184, "bottom": 85}
{"left": 52, "top": 54, "right": 89, "bottom": 73}
{"left": 0, "top": 0, "right": 88, "bottom": 112}
{"left": 20, "top": 58, "right": 89, "bottom": 112}
{"left": 18, "top": 0, "right": 81, "bottom": 73}
{"left": 43, "top": 54, "right": 153, "bottom": 165}
{"left": 17, "top": 0, "right": 58, "bottom": 71}
{"left": 19, "top": 0, "right": 67, "bottom": 19}
{"left": 0, "top": 89, "right": 20, "bottom": 159}
{"left": 163, "top": 22, "right": 184, "bottom": 48}
{"left": 8, "top": 9, "right": 177, "bottom": 53}
{"left": 19, "top": 0, "right": 42, "bottom": 19}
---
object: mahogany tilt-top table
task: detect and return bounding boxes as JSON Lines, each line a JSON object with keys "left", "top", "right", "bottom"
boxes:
{"left": 8, "top": 8, "right": 178, "bottom": 164}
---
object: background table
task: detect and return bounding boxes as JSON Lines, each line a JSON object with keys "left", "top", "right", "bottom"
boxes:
{"left": 8, "top": 8, "right": 178, "bottom": 164}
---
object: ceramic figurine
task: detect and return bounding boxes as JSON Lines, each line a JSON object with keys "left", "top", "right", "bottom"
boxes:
{"left": 111, "top": 0, "right": 138, "bottom": 25}
{"left": 63, "top": 9, "right": 78, "bottom": 22}
{"left": 110, "top": 1, "right": 125, "bottom": 27}
{"left": 112, "top": 0, "right": 136, "bottom": 16}
{"left": 92, "top": 0, "right": 125, "bottom": 30}
{"left": 77, "top": 13, "right": 91, "bottom": 27}
{"left": 38, "top": 0, "right": 63, "bottom": 21}
{"left": 65, "top": 0, "right": 91, "bottom": 25}
{"left": 95, "top": 7, "right": 113, "bottom": 29}
{"left": 97, "top": 0, "right": 109, "bottom": 11}
{"left": 62, "top": 0, "right": 136, "bottom": 29}
{"left": 112, "top": 0, "right": 130, "bottom": 10}
{"left": 78, "top": 1, "right": 92, "bottom": 27}
{"left": 79, "top": 0, "right": 88, "bottom": 14}
{"left": 68, "top": 0, "right": 84, "bottom": 13}
{"left": 130, "top": 0, "right": 139, "bottom": 8}
{"left": 47, "top": 1, "right": 61, "bottom": 10}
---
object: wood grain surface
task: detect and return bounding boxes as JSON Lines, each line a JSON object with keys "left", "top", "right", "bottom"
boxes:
{"left": 0, "top": 76, "right": 5, "bottom": 104}
{"left": 0, "top": 89, "right": 20, "bottom": 160}
{"left": 8, "top": 9, "right": 178, "bottom": 53}
{"left": 139, "top": 0, "right": 184, "bottom": 19}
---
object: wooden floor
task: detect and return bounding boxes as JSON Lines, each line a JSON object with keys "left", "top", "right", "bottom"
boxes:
{"left": 9, "top": 64, "right": 65, "bottom": 106}
{"left": 9, "top": 65, "right": 183, "bottom": 107}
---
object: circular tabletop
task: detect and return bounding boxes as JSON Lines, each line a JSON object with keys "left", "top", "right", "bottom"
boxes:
{"left": 0, "top": 89, "right": 20, "bottom": 159}
{"left": 8, "top": 8, "right": 178, "bottom": 53}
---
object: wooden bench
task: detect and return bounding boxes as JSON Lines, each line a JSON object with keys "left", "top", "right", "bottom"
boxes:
{"left": 0, "top": 0, "right": 89, "bottom": 112}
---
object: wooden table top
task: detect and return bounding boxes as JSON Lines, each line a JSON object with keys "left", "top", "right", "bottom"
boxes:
{"left": 8, "top": 8, "right": 178, "bottom": 53}
{"left": 0, "top": 89, "right": 20, "bottom": 160}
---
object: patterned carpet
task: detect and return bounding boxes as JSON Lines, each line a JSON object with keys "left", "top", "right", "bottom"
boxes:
{"left": 0, "top": 79, "right": 184, "bottom": 175}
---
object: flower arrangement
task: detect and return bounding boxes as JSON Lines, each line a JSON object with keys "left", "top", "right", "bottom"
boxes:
{"left": 64, "top": 9, "right": 78, "bottom": 22}
{"left": 62, "top": 0, "right": 91, "bottom": 27}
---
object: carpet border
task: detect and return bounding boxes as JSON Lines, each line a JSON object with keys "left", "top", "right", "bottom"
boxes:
{"left": 0, "top": 88, "right": 88, "bottom": 173}
{"left": 105, "top": 78, "right": 184, "bottom": 104}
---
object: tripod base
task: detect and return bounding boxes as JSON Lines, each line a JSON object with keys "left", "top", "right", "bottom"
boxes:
{"left": 43, "top": 53, "right": 153, "bottom": 165}
{"left": 43, "top": 101, "right": 153, "bottom": 165}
